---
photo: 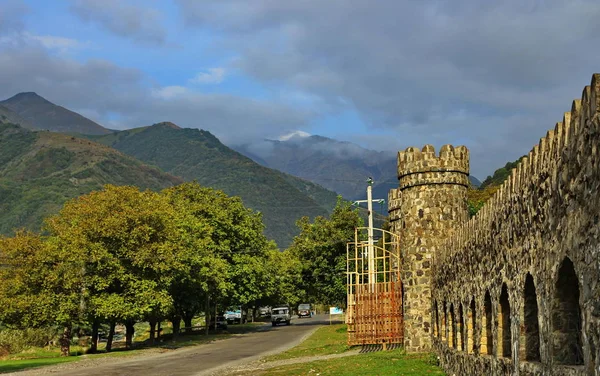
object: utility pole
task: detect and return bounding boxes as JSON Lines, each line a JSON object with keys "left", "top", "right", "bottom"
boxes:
{"left": 353, "top": 177, "right": 384, "bottom": 288}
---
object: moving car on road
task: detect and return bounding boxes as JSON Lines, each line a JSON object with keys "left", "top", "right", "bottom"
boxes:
{"left": 297, "top": 303, "right": 312, "bottom": 318}
{"left": 271, "top": 306, "right": 291, "bottom": 326}
{"left": 225, "top": 308, "right": 246, "bottom": 324}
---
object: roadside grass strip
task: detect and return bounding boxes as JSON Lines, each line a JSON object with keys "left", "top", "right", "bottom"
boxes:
{"left": 260, "top": 350, "right": 445, "bottom": 376}
{"left": 0, "top": 357, "right": 79, "bottom": 374}
{"left": 0, "top": 322, "right": 268, "bottom": 373}
{"left": 263, "top": 324, "right": 350, "bottom": 361}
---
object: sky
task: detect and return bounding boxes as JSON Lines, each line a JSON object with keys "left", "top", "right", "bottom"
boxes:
{"left": 1, "top": 0, "right": 599, "bottom": 179}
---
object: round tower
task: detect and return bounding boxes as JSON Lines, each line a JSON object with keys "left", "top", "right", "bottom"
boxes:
{"left": 388, "top": 144, "right": 470, "bottom": 352}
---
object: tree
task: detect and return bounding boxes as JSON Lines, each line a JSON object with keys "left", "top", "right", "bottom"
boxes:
{"left": 289, "top": 197, "right": 362, "bottom": 307}
{"left": 45, "top": 185, "right": 186, "bottom": 350}
{"left": 162, "top": 182, "right": 269, "bottom": 329}
{"left": 0, "top": 231, "right": 83, "bottom": 356}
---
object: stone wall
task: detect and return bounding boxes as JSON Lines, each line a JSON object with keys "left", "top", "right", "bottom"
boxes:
{"left": 388, "top": 145, "right": 470, "bottom": 352}
{"left": 428, "top": 74, "right": 600, "bottom": 375}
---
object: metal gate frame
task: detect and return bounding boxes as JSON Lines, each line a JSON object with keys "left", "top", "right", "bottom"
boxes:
{"left": 346, "top": 227, "right": 403, "bottom": 347}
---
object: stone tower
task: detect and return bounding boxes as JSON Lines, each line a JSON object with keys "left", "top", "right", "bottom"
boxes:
{"left": 388, "top": 144, "right": 469, "bottom": 352}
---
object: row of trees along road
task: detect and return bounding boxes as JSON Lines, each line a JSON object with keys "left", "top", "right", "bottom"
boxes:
{"left": 0, "top": 183, "right": 304, "bottom": 356}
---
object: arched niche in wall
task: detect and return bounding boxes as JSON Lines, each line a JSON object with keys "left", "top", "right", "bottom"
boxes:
{"left": 433, "top": 300, "right": 439, "bottom": 339}
{"left": 522, "top": 273, "right": 540, "bottom": 362}
{"left": 459, "top": 304, "right": 465, "bottom": 351}
{"left": 468, "top": 298, "right": 476, "bottom": 355}
{"left": 450, "top": 303, "right": 457, "bottom": 349}
{"left": 552, "top": 257, "right": 583, "bottom": 365}
{"left": 498, "top": 283, "right": 512, "bottom": 358}
{"left": 481, "top": 291, "right": 493, "bottom": 355}
{"left": 443, "top": 301, "right": 448, "bottom": 344}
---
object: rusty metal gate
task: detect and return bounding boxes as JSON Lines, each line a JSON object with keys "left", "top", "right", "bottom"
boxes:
{"left": 346, "top": 227, "right": 403, "bottom": 346}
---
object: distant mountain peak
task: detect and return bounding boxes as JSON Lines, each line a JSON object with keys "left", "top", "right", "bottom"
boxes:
{"left": 5, "top": 92, "right": 52, "bottom": 104}
{"left": 0, "top": 92, "right": 111, "bottom": 135}
{"left": 278, "top": 130, "right": 311, "bottom": 141}
{"left": 152, "top": 121, "right": 182, "bottom": 130}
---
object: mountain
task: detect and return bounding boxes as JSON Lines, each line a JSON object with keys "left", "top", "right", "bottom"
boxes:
{"left": 236, "top": 135, "right": 484, "bottom": 199}
{"left": 0, "top": 92, "right": 111, "bottom": 135}
{"left": 90, "top": 123, "right": 340, "bottom": 248}
{"left": 0, "top": 104, "right": 34, "bottom": 129}
{"left": 469, "top": 176, "right": 482, "bottom": 187}
{"left": 235, "top": 135, "right": 398, "bottom": 200}
{"left": 479, "top": 157, "right": 524, "bottom": 189}
{"left": 0, "top": 121, "right": 182, "bottom": 235}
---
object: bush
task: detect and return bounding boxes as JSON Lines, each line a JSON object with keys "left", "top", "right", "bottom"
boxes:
{"left": 0, "top": 327, "right": 59, "bottom": 354}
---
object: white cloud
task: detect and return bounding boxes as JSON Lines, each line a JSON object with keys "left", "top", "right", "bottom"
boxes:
{"left": 190, "top": 68, "right": 226, "bottom": 84}
{"left": 151, "top": 85, "right": 189, "bottom": 99}
{"left": 27, "top": 33, "right": 88, "bottom": 52}
{"left": 0, "top": 32, "right": 87, "bottom": 53}
{"left": 278, "top": 130, "right": 311, "bottom": 141}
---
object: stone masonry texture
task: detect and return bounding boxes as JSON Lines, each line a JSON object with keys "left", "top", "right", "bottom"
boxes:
{"left": 389, "top": 73, "right": 600, "bottom": 375}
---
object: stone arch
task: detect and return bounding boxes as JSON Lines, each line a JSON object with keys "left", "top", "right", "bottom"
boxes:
{"left": 458, "top": 303, "right": 465, "bottom": 351}
{"left": 522, "top": 273, "right": 540, "bottom": 362}
{"left": 552, "top": 257, "right": 583, "bottom": 365}
{"left": 468, "top": 298, "right": 476, "bottom": 354}
{"left": 498, "top": 283, "right": 512, "bottom": 358}
{"left": 450, "top": 303, "right": 457, "bottom": 349}
{"left": 481, "top": 291, "right": 493, "bottom": 355}
{"left": 433, "top": 300, "right": 440, "bottom": 339}
{"left": 443, "top": 301, "right": 448, "bottom": 344}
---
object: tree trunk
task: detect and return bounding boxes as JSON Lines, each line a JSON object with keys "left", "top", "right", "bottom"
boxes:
{"left": 157, "top": 321, "right": 161, "bottom": 341}
{"left": 183, "top": 316, "right": 193, "bottom": 334}
{"left": 106, "top": 321, "right": 115, "bottom": 352}
{"left": 125, "top": 320, "right": 135, "bottom": 349}
{"left": 171, "top": 316, "right": 181, "bottom": 341}
{"left": 205, "top": 295, "right": 210, "bottom": 335}
{"left": 60, "top": 324, "right": 72, "bottom": 357}
{"left": 252, "top": 306, "right": 257, "bottom": 323}
{"left": 89, "top": 320, "right": 99, "bottom": 353}
{"left": 149, "top": 319, "right": 156, "bottom": 344}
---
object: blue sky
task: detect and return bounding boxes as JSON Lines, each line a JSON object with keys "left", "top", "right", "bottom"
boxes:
{"left": 1, "top": 0, "right": 600, "bottom": 179}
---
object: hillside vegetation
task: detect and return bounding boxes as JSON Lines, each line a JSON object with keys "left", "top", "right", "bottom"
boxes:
{"left": 0, "top": 122, "right": 181, "bottom": 235}
{"left": 90, "top": 123, "right": 339, "bottom": 247}
{"left": 0, "top": 93, "right": 111, "bottom": 135}
{"left": 467, "top": 156, "right": 525, "bottom": 216}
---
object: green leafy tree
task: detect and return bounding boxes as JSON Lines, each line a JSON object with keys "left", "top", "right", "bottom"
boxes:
{"left": 45, "top": 185, "right": 186, "bottom": 350}
{"left": 0, "top": 231, "right": 83, "bottom": 356}
{"left": 289, "top": 197, "right": 362, "bottom": 308}
{"left": 163, "top": 182, "right": 269, "bottom": 328}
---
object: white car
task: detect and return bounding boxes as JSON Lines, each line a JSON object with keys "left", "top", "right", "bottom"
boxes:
{"left": 271, "top": 306, "right": 291, "bottom": 326}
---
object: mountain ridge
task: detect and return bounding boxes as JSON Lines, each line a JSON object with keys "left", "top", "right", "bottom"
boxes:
{"left": 0, "top": 121, "right": 181, "bottom": 235}
{"left": 90, "top": 123, "right": 340, "bottom": 247}
{"left": 0, "top": 92, "right": 112, "bottom": 135}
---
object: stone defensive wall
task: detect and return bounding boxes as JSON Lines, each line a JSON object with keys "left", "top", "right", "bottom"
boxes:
{"left": 431, "top": 73, "right": 600, "bottom": 375}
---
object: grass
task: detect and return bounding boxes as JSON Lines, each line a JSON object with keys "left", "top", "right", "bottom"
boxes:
{"left": 257, "top": 322, "right": 444, "bottom": 376}
{"left": 258, "top": 351, "right": 445, "bottom": 376}
{"left": 263, "top": 324, "right": 350, "bottom": 361}
{"left": 0, "top": 357, "right": 80, "bottom": 374}
{"left": 0, "top": 321, "right": 268, "bottom": 374}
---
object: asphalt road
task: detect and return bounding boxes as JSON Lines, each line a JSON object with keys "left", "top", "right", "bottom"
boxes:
{"left": 21, "top": 314, "right": 335, "bottom": 376}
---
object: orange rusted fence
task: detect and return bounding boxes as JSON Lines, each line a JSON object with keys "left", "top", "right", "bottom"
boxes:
{"left": 346, "top": 227, "right": 403, "bottom": 347}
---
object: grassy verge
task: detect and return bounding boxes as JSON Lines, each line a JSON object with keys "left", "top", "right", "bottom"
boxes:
{"left": 258, "top": 351, "right": 444, "bottom": 375}
{"left": 263, "top": 324, "right": 350, "bottom": 361}
{"left": 0, "top": 357, "right": 80, "bottom": 374}
{"left": 0, "top": 322, "right": 267, "bottom": 374}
